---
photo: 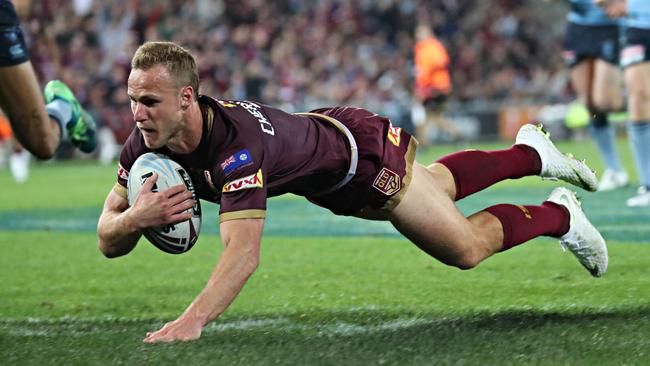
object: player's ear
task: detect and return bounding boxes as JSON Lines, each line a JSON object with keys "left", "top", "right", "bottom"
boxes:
{"left": 180, "top": 86, "right": 194, "bottom": 109}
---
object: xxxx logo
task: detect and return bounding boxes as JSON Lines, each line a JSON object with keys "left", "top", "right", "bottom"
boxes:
{"left": 387, "top": 125, "right": 401, "bottom": 147}
{"left": 372, "top": 167, "right": 401, "bottom": 196}
{"left": 222, "top": 169, "right": 263, "bottom": 192}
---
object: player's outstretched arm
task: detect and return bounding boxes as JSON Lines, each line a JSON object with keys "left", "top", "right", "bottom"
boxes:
{"left": 143, "top": 218, "right": 264, "bottom": 343}
{"left": 97, "top": 173, "right": 195, "bottom": 258}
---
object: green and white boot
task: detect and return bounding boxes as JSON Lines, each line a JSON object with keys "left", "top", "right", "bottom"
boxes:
{"left": 44, "top": 80, "right": 97, "bottom": 153}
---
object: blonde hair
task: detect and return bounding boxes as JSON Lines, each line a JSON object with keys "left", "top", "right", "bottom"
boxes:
{"left": 131, "top": 41, "right": 200, "bottom": 99}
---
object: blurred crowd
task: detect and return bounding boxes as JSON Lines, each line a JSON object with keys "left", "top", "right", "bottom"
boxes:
{"left": 23, "top": 0, "right": 568, "bottom": 144}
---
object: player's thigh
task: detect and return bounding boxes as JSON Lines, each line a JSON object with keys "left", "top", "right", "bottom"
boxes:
{"left": 592, "top": 59, "right": 624, "bottom": 111}
{"left": 624, "top": 62, "right": 650, "bottom": 120}
{"left": 569, "top": 60, "right": 594, "bottom": 102}
{"left": 387, "top": 163, "right": 475, "bottom": 261}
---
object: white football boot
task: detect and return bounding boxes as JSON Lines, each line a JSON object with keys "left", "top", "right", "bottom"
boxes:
{"left": 597, "top": 169, "right": 629, "bottom": 192}
{"left": 626, "top": 186, "right": 650, "bottom": 207}
{"left": 547, "top": 187, "right": 608, "bottom": 277}
{"left": 9, "top": 150, "right": 30, "bottom": 183}
{"left": 516, "top": 124, "right": 598, "bottom": 192}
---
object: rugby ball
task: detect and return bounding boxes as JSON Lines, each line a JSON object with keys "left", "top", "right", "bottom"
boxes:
{"left": 127, "top": 152, "right": 201, "bottom": 254}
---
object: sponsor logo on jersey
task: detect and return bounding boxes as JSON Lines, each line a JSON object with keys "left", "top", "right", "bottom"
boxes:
{"left": 387, "top": 124, "right": 401, "bottom": 147}
{"left": 621, "top": 45, "right": 646, "bottom": 67}
{"left": 222, "top": 169, "right": 264, "bottom": 193}
{"left": 372, "top": 167, "right": 401, "bottom": 196}
{"left": 220, "top": 149, "right": 253, "bottom": 174}
{"left": 118, "top": 164, "right": 129, "bottom": 181}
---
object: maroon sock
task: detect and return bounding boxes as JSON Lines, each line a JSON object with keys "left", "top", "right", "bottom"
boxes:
{"left": 483, "top": 201, "right": 570, "bottom": 252}
{"left": 437, "top": 145, "right": 541, "bottom": 200}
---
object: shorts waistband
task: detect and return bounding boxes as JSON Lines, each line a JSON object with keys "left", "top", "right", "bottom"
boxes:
{"left": 295, "top": 112, "right": 358, "bottom": 196}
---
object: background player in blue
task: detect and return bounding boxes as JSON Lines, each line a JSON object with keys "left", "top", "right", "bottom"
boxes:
{"left": 97, "top": 42, "right": 608, "bottom": 343}
{"left": 0, "top": 0, "right": 96, "bottom": 159}
{"left": 564, "top": 0, "right": 628, "bottom": 191}
{"left": 598, "top": 0, "right": 650, "bottom": 206}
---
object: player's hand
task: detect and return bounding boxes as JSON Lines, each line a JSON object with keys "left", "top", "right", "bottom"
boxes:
{"left": 143, "top": 316, "right": 203, "bottom": 343}
{"left": 128, "top": 173, "right": 195, "bottom": 229}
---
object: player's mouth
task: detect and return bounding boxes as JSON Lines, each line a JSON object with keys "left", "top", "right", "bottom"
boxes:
{"left": 139, "top": 126, "right": 157, "bottom": 135}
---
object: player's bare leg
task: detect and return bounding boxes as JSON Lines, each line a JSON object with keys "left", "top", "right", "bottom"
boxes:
{"left": 0, "top": 62, "right": 60, "bottom": 159}
{"left": 624, "top": 62, "right": 650, "bottom": 206}
{"left": 572, "top": 59, "right": 627, "bottom": 191}
{"left": 388, "top": 162, "right": 505, "bottom": 269}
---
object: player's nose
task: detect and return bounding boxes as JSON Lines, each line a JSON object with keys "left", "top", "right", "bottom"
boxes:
{"left": 132, "top": 103, "right": 147, "bottom": 122}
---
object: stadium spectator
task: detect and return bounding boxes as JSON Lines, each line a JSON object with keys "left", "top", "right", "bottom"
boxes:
{"left": 97, "top": 42, "right": 608, "bottom": 343}
{"left": 562, "top": 0, "right": 628, "bottom": 192}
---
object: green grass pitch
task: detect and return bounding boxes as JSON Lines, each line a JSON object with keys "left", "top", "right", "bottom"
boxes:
{"left": 1, "top": 138, "right": 649, "bottom": 365}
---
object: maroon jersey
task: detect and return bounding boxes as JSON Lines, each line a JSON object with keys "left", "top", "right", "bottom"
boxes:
{"left": 114, "top": 95, "right": 417, "bottom": 221}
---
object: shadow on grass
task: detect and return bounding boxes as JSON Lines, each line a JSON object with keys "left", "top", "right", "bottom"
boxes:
{"left": 2, "top": 307, "right": 649, "bottom": 365}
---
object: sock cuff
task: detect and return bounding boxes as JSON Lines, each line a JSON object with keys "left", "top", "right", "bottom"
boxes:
{"left": 590, "top": 112, "right": 609, "bottom": 128}
{"left": 483, "top": 204, "right": 513, "bottom": 251}
{"left": 541, "top": 201, "right": 570, "bottom": 237}
{"left": 46, "top": 106, "right": 68, "bottom": 143}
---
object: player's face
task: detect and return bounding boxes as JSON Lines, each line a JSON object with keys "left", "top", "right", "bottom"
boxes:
{"left": 127, "top": 65, "right": 185, "bottom": 149}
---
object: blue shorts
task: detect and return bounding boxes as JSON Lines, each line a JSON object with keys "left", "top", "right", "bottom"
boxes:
{"left": 563, "top": 22, "right": 620, "bottom": 67}
{"left": 0, "top": 0, "right": 29, "bottom": 67}
{"left": 621, "top": 27, "right": 650, "bottom": 68}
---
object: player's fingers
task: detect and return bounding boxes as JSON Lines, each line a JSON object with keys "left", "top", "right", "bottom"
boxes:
{"left": 167, "top": 189, "right": 194, "bottom": 206}
{"left": 163, "top": 184, "right": 188, "bottom": 197}
{"left": 170, "top": 211, "right": 193, "bottom": 224}
{"left": 142, "top": 173, "right": 158, "bottom": 191}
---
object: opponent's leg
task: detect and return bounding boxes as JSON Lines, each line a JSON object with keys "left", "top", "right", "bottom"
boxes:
{"left": 44, "top": 80, "right": 97, "bottom": 153}
{"left": 590, "top": 59, "right": 627, "bottom": 191}
{"left": 0, "top": 62, "right": 60, "bottom": 159}
{"left": 624, "top": 63, "right": 650, "bottom": 207}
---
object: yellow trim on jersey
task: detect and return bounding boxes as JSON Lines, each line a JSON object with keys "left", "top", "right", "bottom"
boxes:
{"left": 113, "top": 183, "right": 128, "bottom": 200}
{"left": 382, "top": 137, "right": 418, "bottom": 212}
{"left": 219, "top": 209, "right": 266, "bottom": 222}
{"left": 206, "top": 103, "right": 214, "bottom": 136}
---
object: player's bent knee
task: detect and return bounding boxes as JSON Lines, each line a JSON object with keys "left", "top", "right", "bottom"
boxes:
{"left": 30, "top": 144, "right": 56, "bottom": 160}
{"left": 444, "top": 251, "right": 481, "bottom": 270}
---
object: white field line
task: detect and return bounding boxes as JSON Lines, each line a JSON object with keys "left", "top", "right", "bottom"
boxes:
{"left": 1, "top": 316, "right": 433, "bottom": 337}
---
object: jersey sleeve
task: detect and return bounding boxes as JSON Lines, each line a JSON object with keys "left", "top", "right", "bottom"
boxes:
{"left": 218, "top": 166, "right": 267, "bottom": 222}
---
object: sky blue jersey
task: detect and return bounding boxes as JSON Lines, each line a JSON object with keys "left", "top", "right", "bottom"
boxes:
{"left": 567, "top": 0, "right": 619, "bottom": 26}
{"left": 626, "top": 0, "right": 650, "bottom": 29}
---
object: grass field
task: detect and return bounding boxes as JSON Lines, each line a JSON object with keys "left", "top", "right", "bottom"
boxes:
{"left": 1, "top": 138, "right": 649, "bottom": 365}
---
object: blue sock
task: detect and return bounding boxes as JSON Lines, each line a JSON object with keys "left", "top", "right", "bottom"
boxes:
{"left": 45, "top": 99, "right": 72, "bottom": 142}
{"left": 588, "top": 123, "right": 623, "bottom": 171}
{"left": 627, "top": 121, "right": 650, "bottom": 187}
